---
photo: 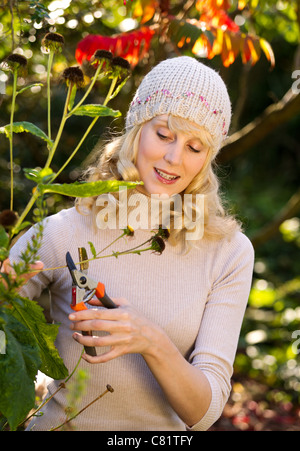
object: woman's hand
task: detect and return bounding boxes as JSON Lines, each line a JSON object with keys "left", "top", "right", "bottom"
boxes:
{"left": 69, "top": 297, "right": 212, "bottom": 426}
{"left": 0, "top": 258, "right": 44, "bottom": 286}
{"left": 69, "top": 297, "right": 163, "bottom": 364}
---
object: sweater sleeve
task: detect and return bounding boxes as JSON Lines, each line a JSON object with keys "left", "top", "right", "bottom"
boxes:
{"left": 188, "top": 232, "right": 254, "bottom": 431}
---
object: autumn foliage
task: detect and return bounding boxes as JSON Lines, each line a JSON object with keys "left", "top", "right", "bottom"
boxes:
{"left": 75, "top": 0, "right": 275, "bottom": 69}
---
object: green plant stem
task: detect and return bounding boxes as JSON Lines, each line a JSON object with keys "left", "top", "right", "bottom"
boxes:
{"left": 67, "top": 61, "right": 104, "bottom": 117}
{"left": 103, "top": 76, "right": 118, "bottom": 106}
{"left": 96, "top": 231, "right": 126, "bottom": 256}
{"left": 44, "top": 82, "right": 72, "bottom": 169}
{"left": 47, "top": 51, "right": 54, "bottom": 141}
{"left": 12, "top": 84, "right": 73, "bottom": 234}
{"left": 11, "top": 188, "right": 40, "bottom": 236}
{"left": 18, "top": 350, "right": 84, "bottom": 428}
{"left": 12, "top": 76, "right": 119, "bottom": 235}
{"left": 49, "top": 75, "right": 119, "bottom": 183}
{"left": 9, "top": 69, "right": 18, "bottom": 211}
{"left": 50, "top": 116, "right": 98, "bottom": 182}
{"left": 35, "top": 237, "right": 154, "bottom": 273}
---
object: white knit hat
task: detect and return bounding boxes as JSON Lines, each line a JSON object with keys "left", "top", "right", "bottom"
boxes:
{"left": 126, "top": 56, "right": 231, "bottom": 150}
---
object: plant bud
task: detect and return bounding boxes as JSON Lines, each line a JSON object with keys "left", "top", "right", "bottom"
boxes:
{"left": 123, "top": 225, "right": 134, "bottom": 236}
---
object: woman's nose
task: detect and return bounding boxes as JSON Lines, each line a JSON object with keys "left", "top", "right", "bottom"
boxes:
{"left": 164, "top": 142, "right": 183, "bottom": 166}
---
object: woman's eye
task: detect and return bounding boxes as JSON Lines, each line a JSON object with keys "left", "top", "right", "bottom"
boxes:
{"left": 157, "top": 131, "right": 169, "bottom": 140}
{"left": 189, "top": 145, "right": 201, "bottom": 153}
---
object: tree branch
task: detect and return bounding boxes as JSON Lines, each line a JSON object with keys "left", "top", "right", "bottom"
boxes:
{"left": 218, "top": 88, "right": 300, "bottom": 164}
{"left": 250, "top": 187, "right": 300, "bottom": 249}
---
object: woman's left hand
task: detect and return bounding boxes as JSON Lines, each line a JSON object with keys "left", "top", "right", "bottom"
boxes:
{"left": 69, "top": 298, "right": 162, "bottom": 364}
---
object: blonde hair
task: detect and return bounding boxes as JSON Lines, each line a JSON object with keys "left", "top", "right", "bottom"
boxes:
{"left": 76, "top": 115, "right": 241, "bottom": 246}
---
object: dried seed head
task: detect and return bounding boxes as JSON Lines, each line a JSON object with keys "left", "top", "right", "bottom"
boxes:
{"left": 0, "top": 210, "right": 18, "bottom": 229}
{"left": 111, "top": 56, "right": 131, "bottom": 80}
{"left": 93, "top": 49, "right": 113, "bottom": 61}
{"left": 91, "top": 49, "right": 113, "bottom": 74}
{"left": 106, "top": 384, "right": 114, "bottom": 393}
{"left": 156, "top": 225, "right": 170, "bottom": 240}
{"left": 42, "top": 32, "right": 65, "bottom": 53}
{"left": 150, "top": 236, "right": 165, "bottom": 254}
{"left": 1, "top": 53, "right": 28, "bottom": 75}
{"left": 63, "top": 66, "right": 85, "bottom": 88}
{"left": 112, "top": 56, "right": 130, "bottom": 71}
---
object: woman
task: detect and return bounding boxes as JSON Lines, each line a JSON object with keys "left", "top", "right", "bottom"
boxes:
{"left": 9, "top": 56, "right": 254, "bottom": 431}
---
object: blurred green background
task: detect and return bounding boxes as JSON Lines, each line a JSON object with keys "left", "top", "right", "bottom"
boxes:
{"left": 0, "top": 0, "right": 299, "bottom": 430}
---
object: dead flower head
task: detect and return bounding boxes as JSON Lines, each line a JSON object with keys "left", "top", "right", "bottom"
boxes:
{"left": 42, "top": 32, "right": 65, "bottom": 53}
{"left": 111, "top": 56, "right": 131, "bottom": 81}
{"left": 91, "top": 49, "right": 113, "bottom": 68}
{"left": 1, "top": 54, "right": 27, "bottom": 76}
{"left": 63, "top": 66, "right": 85, "bottom": 88}
{"left": 150, "top": 236, "right": 165, "bottom": 254}
{"left": 0, "top": 210, "right": 18, "bottom": 229}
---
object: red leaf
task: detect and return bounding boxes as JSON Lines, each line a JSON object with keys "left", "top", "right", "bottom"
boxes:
{"left": 75, "top": 27, "right": 155, "bottom": 68}
{"left": 196, "top": 0, "right": 239, "bottom": 33}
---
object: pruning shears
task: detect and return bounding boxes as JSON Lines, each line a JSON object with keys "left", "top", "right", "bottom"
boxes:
{"left": 66, "top": 248, "right": 117, "bottom": 356}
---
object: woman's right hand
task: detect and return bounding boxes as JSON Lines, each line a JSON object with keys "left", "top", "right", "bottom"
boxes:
{"left": 0, "top": 258, "right": 44, "bottom": 286}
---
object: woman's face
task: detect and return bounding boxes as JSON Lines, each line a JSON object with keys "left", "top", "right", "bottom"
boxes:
{"left": 136, "top": 115, "right": 209, "bottom": 196}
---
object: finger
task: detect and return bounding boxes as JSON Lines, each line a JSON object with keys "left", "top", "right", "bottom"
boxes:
{"left": 87, "top": 298, "right": 104, "bottom": 307}
{"left": 82, "top": 347, "right": 121, "bottom": 364}
{"left": 70, "top": 318, "right": 123, "bottom": 333}
{"left": 73, "top": 332, "right": 122, "bottom": 348}
{"left": 72, "top": 333, "right": 129, "bottom": 362}
{"left": 1, "top": 259, "right": 15, "bottom": 276}
{"left": 23, "top": 261, "right": 44, "bottom": 282}
{"left": 87, "top": 297, "right": 129, "bottom": 308}
{"left": 69, "top": 303, "right": 130, "bottom": 322}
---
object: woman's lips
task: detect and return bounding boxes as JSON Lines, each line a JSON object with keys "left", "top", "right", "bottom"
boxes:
{"left": 154, "top": 167, "right": 180, "bottom": 184}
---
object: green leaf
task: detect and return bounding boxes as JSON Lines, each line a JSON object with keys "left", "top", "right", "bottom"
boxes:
{"left": 71, "top": 104, "right": 121, "bottom": 118}
{"left": 17, "top": 83, "right": 44, "bottom": 96}
{"left": 11, "top": 296, "right": 68, "bottom": 380}
{"left": 109, "top": 76, "right": 131, "bottom": 101}
{"left": 0, "top": 122, "right": 52, "bottom": 146}
{"left": 0, "top": 226, "right": 9, "bottom": 248}
{"left": 0, "top": 310, "right": 41, "bottom": 430}
{"left": 24, "top": 167, "right": 54, "bottom": 184}
{"left": 38, "top": 180, "right": 142, "bottom": 198}
{"left": 11, "top": 221, "right": 32, "bottom": 236}
{"left": 88, "top": 241, "right": 97, "bottom": 259}
{"left": 68, "top": 84, "right": 77, "bottom": 111}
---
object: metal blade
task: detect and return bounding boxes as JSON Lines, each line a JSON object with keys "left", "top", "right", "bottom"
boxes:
{"left": 66, "top": 251, "right": 77, "bottom": 272}
{"left": 78, "top": 247, "right": 88, "bottom": 274}
{"left": 66, "top": 251, "right": 78, "bottom": 286}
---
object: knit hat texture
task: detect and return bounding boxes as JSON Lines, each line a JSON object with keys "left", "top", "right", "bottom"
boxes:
{"left": 126, "top": 56, "right": 231, "bottom": 149}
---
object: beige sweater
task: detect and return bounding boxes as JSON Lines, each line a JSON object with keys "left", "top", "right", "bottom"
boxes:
{"left": 10, "top": 198, "right": 254, "bottom": 431}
